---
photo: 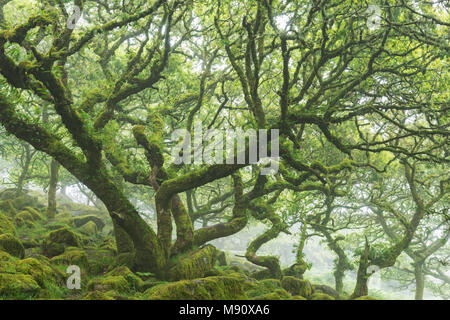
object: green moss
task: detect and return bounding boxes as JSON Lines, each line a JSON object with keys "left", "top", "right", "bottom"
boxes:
{"left": 50, "top": 247, "right": 90, "bottom": 272}
{"left": 82, "top": 291, "right": 115, "bottom": 300}
{"left": 15, "top": 210, "right": 36, "bottom": 226}
{"left": 246, "top": 278, "right": 283, "bottom": 298}
{"left": 43, "top": 227, "right": 81, "bottom": 257}
{"left": 281, "top": 276, "right": 313, "bottom": 298}
{"left": 166, "top": 245, "right": 217, "bottom": 281}
{"left": 0, "top": 210, "right": 16, "bottom": 235}
{"left": 78, "top": 221, "right": 98, "bottom": 235}
{"left": 85, "top": 248, "right": 116, "bottom": 275}
{"left": 87, "top": 276, "right": 131, "bottom": 294}
{"left": 0, "top": 233, "right": 25, "bottom": 258}
{"left": 292, "top": 295, "right": 307, "bottom": 300}
{"left": 251, "top": 289, "right": 292, "bottom": 300}
{"left": 0, "top": 200, "right": 17, "bottom": 217}
{"left": 72, "top": 215, "right": 105, "bottom": 231}
{"left": 10, "top": 195, "right": 38, "bottom": 211}
{"left": 313, "top": 284, "right": 340, "bottom": 299}
{"left": 106, "top": 266, "right": 143, "bottom": 291}
{"left": 311, "top": 292, "right": 335, "bottom": 300}
{"left": 144, "top": 276, "right": 247, "bottom": 300}
{"left": 0, "top": 273, "right": 41, "bottom": 298}
{"left": 23, "top": 207, "right": 43, "bottom": 220}
{"left": 0, "top": 250, "right": 15, "bottom": 262}
{"left": 15, "top": 257, "right": 65, "bottom": 287}
{"left": 354, "top": 295, "right": 377, "bottom": 300}
{"left": 55, "top": 211, "right": 72, "bottom": 220}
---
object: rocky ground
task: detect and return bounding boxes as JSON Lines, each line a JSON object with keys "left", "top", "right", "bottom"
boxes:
{"left": 0, "top": 189, "right": 375, "bottom": 300}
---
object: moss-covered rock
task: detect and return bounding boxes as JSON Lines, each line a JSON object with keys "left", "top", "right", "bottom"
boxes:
{"left": 15, "top": 256, "right": 65, "bottom": 287}
{"left": 55, "top": 211, "right": 72, "bottom": 220}
{"left": 144, "top": 276, "right": 247, "bottom": 300}
{"left": 82, "top": 291, "right": 116, "bottom": 300}
{"left": 87, "top": 276, "right": 131, "bottom": 294}
{"left": 20, "top": 237, "right": 39, "bottom": 249}
{"left": 78, "top": 221, "right": 97, "bottom": 235}
{"left": 313, "top": 284, "right": 340, "bottom": 299}
{"left": 72, "top": 215, "right": 105, "bottom": 231}
{"left": 251, "top": 288, "right": 292, "bottom": 300}
{"left": 50, "top": 247, "right": 90, "bottom": 271}
{"left": 0, "top": 273, "right": 41, "bottom": 297}
{"left": 85, "top": 248, "right": 116, "bottom": 275}
{"left": 281, "top": 276, "right": 313, "bottom": 298}
{"left": 42, "top": 227, "right": 81, "bottom": 257}
{"left": 106, "top": 266, "right": 143, "bottom": 291}
{"left": 311, "top": 292, "right": 335, "bottom": 300}
{"left": 166, "top": 245, "right": 217, "bottom": 281}
{"left": 246, "top": 278, "right": 283, "bottom": 298}
{"left": 15, "top": 210, "right": 36, "bottom": 226}
{"left": 23, "top": 207, "right": 42, "bottom": 220}
{"left": 0, "top": 200, "right": 17, "bottom": 217}
{"left": 0, "top": 249, "right": 16, "bottom": 262}
{"left": 216, "top": 250, "right": 227, "bottom": 266}
{"left": 354, "top": 295, "right": 377, "bottom": 300}
{"left": 10, "top": 195, "right": 38, "bottom": 211}
{"left": 0, "top": 211, "right": 16, "bottom": 235}
{"left": 292, "top": 295, "right": 307, "bottom": 300}
{"left": 0, "top": 233, "right": 25, "bottom": 258}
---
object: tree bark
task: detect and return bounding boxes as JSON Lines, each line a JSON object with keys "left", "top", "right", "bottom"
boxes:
{"left": 414, "top": 261, "right": 425, "bottom": 300}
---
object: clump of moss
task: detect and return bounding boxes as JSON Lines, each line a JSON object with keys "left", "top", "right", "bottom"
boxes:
{"left": 82, "top": 291, "right": 115, "bottom": 300}
{"left": 50, "top": 247, "right": 90, "bottom": 272}
{"left": 251, "top": 289, "right": 292, "bottom": 300}
{"left": 0, "top": 210, "right": 16, "bottom": 235}
{"left": 10, "top": 195, "right": 38, "bottom": 211}
{"left": 292, "top": 295, "right": 307, "bottom": 300}
{"left": 354, "top": 295, "right": 377, "bottom": 300}
{"left": 311, "top": 292, "right": 335, "bottom": 300}
{"left": 72, "top": 215, "right": 105, "bottom": 231}
{"left": 246, "top": 278, "right": 283, "bottom": 298}
{"left": 0, "top": 233, "right": 25, "bottom": 258}
{"left": 106, "top": 266, "right": 143, "bottom": 291}
{"left": 85, "top": 248, "right": 116, "bottom": 275}
{"left": 42, "top": 227, "right": 82, "bottom": 257}
{"left": 165, "top": 245, "right": 217, "bottom": 281}
{"left": 77, "top": 221, "right": 98, "bottom": 235}
{"left": 0, "top": 200, "right": 17, "bottom": 217}
{"left": 281, "top": 276, "right": 313, "bottom": 298}
{"left": 87, "top": 276, "right": 131, "bottom": 294}
{"left": 0, "top": 273, "right": 40, "bottom": 298}
{"left": 15, "top": 210, "right": 36, "bottom": 227}
{"left": 15, "top": 256, "right": 66, "bottom": 287}
{"left": 313, "top": 284, "right": 340, "bottom": 299}
{"left": 144, "top": 276, "right": 247, "bottom": 300}
{"left": 55, "top": 211, "right": 72, "bottom": 220}
{"left": 23, "top": 207, "right": 43, "bottom": 220}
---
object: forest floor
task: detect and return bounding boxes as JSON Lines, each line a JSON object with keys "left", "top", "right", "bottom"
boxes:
{"left": 0, "top": 189, "right": 375, "bottom": 300}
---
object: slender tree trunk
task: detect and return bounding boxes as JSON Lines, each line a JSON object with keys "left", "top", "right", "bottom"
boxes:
{"left": 47, "top": 159, "right": 59, "bottom": 219}
{"left": 16, "top": 144, "right": 32, "bottom": 196}
{"left": 414, "top": 262, "right": 425, "bottom": 300}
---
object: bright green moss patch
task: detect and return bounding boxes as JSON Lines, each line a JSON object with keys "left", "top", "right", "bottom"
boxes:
{"left": 281, "top": 276, "right": 313, "bottom": 298}
{"left": 50, "top": 247, "right": 90, "bottom": 272}
{"left": 144, "top": 276, "right": 247, "bottom": 300}
{"left": 43, "top": 227, "right": 82, "bottom": 257}
{"left": 0, "top": 210, "right": 16, "bottom": 235}
{"left": 0, "top": 273, "right": 41, "bottom": 298}
{"left": 87, "top": 276, "right": 131, "bottom": 294}
{"left": 0, "top": 233, "right": 25, "bottom": 258}
{"left": 311, "top": 292, "right": 335, "bottom": 300}
{"left": 165, "top": 244, "right": 217, "bottom": 281}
